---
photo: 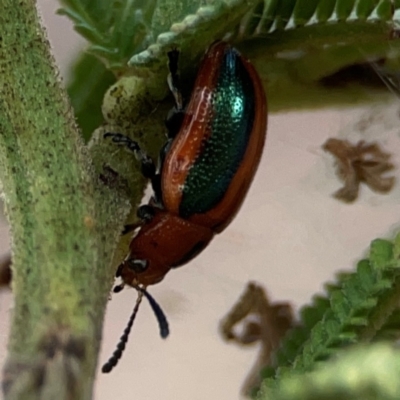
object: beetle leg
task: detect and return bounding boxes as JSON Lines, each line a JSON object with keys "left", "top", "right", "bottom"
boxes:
{"left": 122, "top": 222, "right": 143, "bottom": 235}
{"left": 104, "top": 132, "right": 165, "bottom": 204}
{"left": 166, "top": 49, "right": 185, "bottom": 139}
{"left": 104, "top": 131, "right": 159, "bottom": 178}
{"left": 137, "top": 204, "right": 156, "bottom": 222}
{"left": 104, "top": 133, "right": 155, "bottom": 179}
{"left": 121, "top": 204, "right": 157, "bottom": 235}
{"left": 167, "top": 48, "right": 183, "bottom": 111}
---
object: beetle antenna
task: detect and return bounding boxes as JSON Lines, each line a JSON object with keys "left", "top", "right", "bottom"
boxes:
{"left": 102, "top": 291, "right": 144, "bottom": 373}
{"left": 141, "top": 289, "right": 170, "bottom": 338}
{"left": 102, "top": 288, "right": 169, "bottom": 373}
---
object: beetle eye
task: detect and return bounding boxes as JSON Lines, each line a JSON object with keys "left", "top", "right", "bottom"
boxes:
{"left": 127, "top": 258, "right": 148, "bottom": 273}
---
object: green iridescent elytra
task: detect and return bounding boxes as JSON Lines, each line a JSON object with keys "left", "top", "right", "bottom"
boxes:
{"left": 179, "top": 47, "right": 256, "bottom": 218}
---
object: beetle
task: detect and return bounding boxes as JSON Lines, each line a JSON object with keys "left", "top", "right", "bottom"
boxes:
{"left": 102, "top": 40, "right": 267, "bottom": 372}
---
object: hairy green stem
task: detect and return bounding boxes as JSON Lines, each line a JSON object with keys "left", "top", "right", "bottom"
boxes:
{"left": 0, "top": 1, "right": 131, "bottom": 399}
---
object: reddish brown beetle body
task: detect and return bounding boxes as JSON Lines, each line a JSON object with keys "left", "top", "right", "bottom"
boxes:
{"left": 103, "top": 40, "right": 267, "bottom": 373}
{"left": 119, "top": 210, "right": 213, "bottom": 286}
{"left": 119, "top": 41, "right": 267, "bottom": 288}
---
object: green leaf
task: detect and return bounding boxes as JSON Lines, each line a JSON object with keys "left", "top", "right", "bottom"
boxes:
{"left": 59, "top": 0, "right": 400, "bottom": 111}
{"left": 370, "top": 239, "right": 394, "bottom": 270}
{"left": 259, "top": 344, "right": 400, "bottom": 400}
{"left": 264, "top": 236, "right": 400, "bottom": 392}
{"left": 58, "top": 0, "right": 159, "bottom": 71}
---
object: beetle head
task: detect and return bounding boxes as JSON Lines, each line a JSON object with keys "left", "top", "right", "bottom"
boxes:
{"left": 119, "top": 252, "right": 171, "bottom": 287}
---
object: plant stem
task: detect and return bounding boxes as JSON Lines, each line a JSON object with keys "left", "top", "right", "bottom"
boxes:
{"left": 0, "top": 1, "right": 131, "bottom": 399}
